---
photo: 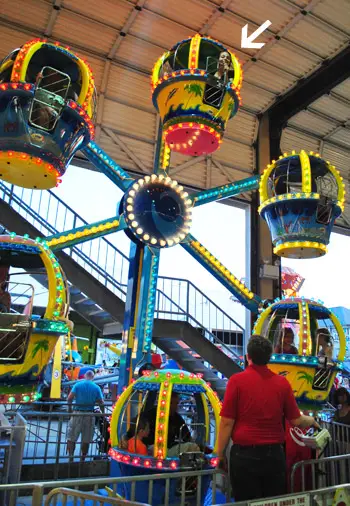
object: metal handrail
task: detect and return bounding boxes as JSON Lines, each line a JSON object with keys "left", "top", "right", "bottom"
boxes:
{"left": 0, "top": 182, "right": 244, "bottom": 348}
{"left": 156, "top": 288, "right": 242, "bottom": 365}
{"left": 0, "top": 468, "right": 229, "bottom": 506}
{"left": 158, "top": 275, "right": 244, "bottom": 332}
{"left": 7, "top": 281, "right": 35, "bottom": 316}
{"left": 290, "top": 452, "right": 350, "bottom": 493}
{"left": 45, "top": 488, "right": 150, "bottom": 506}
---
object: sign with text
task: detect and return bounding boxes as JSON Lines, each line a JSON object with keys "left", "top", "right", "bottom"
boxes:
{"left": 249, "top": 494, "right": 310, "bottom": 506}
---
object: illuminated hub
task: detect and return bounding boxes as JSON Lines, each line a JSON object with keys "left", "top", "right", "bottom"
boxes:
{"left": 258, "top": 151, "right": 344, "bottom": 259}
{"left": 122, "top": 175, "right": 192, "bottom": 248}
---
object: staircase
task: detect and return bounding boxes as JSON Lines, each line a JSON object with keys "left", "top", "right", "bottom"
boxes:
{"left": 0, "top": 182, "right": 244, "bottom": 395}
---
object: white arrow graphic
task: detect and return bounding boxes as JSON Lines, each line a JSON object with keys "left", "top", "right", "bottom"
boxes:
{"left": 241, "top": 20, "right": 272, "bottom": 49}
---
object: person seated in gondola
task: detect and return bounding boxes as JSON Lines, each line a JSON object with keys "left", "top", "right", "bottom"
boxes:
{"left": 121, "top": 392, "right": 199, "bottom": 456}
{"left": 316, "top": 328, "right": 333, "bottom": 361}
{"left": 274, "top": 327, "right": 298, "bottom": 355}
{"left": 214, "top": 51, "right": 233, "bottom": 83}
{"left": 203, "top": 50, "right": 234, "bottom": 109}
{"left": 127, "top": 416, "right": 150, "bottom": 456}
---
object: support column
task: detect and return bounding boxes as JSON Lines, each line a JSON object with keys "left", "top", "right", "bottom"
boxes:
{"left": 118, "top": 242, "right": 143, "bottom": 393}
{"left": 50, "top": 336, "right": 62, "bottom": 399}
{"left": 251, "top": 113, "right": 281, "bottom": 310}
{"left": 118, "top": 125, "right": 163, "bottom": 393}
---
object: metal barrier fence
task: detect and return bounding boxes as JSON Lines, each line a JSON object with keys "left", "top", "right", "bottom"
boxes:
{"left": 5, "top": 398, "right": 219, "bottom": 482}
{"left": 45, "top": 488, "right": 150, "bottom": 506}
{"left": 213, "top": 483, "right": 350, "bottom": 506}
{"left": 322, "top": 420, "right": 350, "bottom": 457}
{"left": 291, "top": 453, "right": 350, "bottom": 492}
{"left": 4, "top": 408, "right": 112, "bottom": 480}
{"left": 0, "top": 412, "right": 26, "bottom": 485}
{"left": 0, "top": 468, "right": 229, "bottom": 506}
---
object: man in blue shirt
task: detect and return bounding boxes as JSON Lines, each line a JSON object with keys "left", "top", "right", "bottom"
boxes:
{"left": 67, "top": 370, "right": 104, "bottom": 461}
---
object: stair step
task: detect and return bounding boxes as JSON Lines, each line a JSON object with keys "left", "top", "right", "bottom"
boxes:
{"left": 88, "top": 308, "right": 105, "bottom": 316}
{"left": 73, "top": 296, "right": 89, "bottom": 304}
{"left": 69, "top": 287, "right": 81, "bottom": 295}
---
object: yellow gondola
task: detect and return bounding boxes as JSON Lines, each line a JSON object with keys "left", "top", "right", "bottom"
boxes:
{"left": 253, "top": 296, "right": 346, "bottom": 411}
{"left": 0, "top": 39, "right": 95, "bottom": 190}
{"left": 109, "top": 370, "right": 221, "bottom": 504}
{"left": 151, "top": 34, "right": 242, "bottom": 156}
{"left": 0, "top": 233, "right": 70, "bottom": 403}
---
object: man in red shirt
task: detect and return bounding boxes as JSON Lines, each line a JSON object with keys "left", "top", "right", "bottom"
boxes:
{"left": 218, "top": 335, "right": 319, "bottom": 501}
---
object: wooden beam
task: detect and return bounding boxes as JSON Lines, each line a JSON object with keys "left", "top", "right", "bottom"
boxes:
{"left": 169, "top": 155, "right": 206, "bottom": 176}
{"left": 102, "top": 127, "right": 148, "bottom": 173}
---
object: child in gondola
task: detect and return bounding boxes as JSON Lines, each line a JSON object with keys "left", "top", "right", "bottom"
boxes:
{"left": 127, "top": 417, "right": 150, "bottom": 456}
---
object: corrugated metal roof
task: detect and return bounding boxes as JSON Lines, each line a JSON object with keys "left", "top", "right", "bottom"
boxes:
{"left": 225, "top": 110, "right": 258, "bottom": 145}
{"left": 106, "top": 65, "right": 152, "bottom": 111}
{"left": 52, "top": 10, "right": 117, "bottom": 55}
{"left": 1, "top": 0, "right": 50, "bottom": 31}
{"left": 99, "top": 131, "right": 155, "bottom": 169}
{"left": 288, "top": 111, "right": 337, "bottom": 137}
{"left": 261, "top": 42, "right": 321, "bottom": 77}
{"left": 144, "top": 0, "right": 214, "bottom": 30}
{"left": 62, "top": 0, "right": 134, "bottom": 30}
{"left": 213, "top": 139, "right": 254, "bottom": 172}
{"left": 311, "top": 95, "right": 350, "bottom": 123}
{"left": 328, "top": 130, "right": 350, "bottom": 150}
{"left": 281, "top": 128, "right": 320, "bottom": 153}
{"left": 312, "top": 0, "right": 350, "bottom": 35}
{"left": 0, "top": 24, "right": 28, "bottom": 56}
{"left": 333, "top": 78, "right": 350, "bottom": 100}
{"left": 322, "top": 144, "right": 350, "bottom": 180}
{"left": 0, "top": 0, "right": 349, "bottom": 228}
{"left": 102, "top": 99, "right": 156, "bottom": 138}
{"left": 209, "top": 15, "right": 269, "bottom": 58}
{"left": 129, "top": 9, "right": 190, "bottom": 48}
{"left": 244, "top": 63, "right": 295, "bottom": 94}
{"left": 116, "top": 35, "right": 162, "bottom": 73}
{"left": 79, "top": 54, "right": 106, "bottom": 92}
{"left": 224, "top": 0, "right": 299, "bottom": 32}
{"left": 240, "top": 84, "right": 273, "bottom": 113}
{"left": 286, "top": 15, "right": 348, "bottom": 58}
